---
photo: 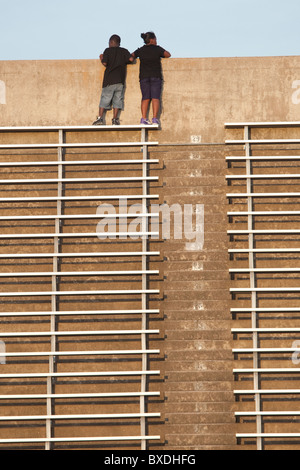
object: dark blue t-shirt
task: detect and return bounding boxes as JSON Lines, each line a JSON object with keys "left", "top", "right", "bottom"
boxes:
{"left": 133, "top": 45, "right": 166, "bottom": 80}
{"left": 102, "top": 46, "right": 131, "bottom": 87}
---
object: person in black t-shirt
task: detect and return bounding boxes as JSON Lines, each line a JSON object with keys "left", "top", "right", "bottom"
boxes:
{"left": 93, "top": 35, "right": 133, "bottom": 125}
{"left": 132, "top": 32, "right": 171, "bottom": 125}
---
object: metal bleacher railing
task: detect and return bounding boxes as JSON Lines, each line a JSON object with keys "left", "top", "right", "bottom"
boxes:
{"left": 226, "top": 121, "right": 300, "bottom": 450}
{"left": 0, "top": 124, "right": 162, "bottom": 450}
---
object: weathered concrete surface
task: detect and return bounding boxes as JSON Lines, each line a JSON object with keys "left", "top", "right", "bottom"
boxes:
{"left": 1, "top": 56, "right": 300, "bottom": 142}
{"left": 1, "top": 57, "right": 300, "bottom": 450}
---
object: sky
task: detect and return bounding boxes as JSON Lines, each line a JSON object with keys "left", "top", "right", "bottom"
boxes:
{"left": 0, "top": 0, "right": 300, "bottom": 60}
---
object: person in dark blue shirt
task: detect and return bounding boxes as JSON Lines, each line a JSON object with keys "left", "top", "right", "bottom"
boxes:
{"left": 93, "top": 35, "right": 133, "bottom": 125}
{"left": 132, "top": 32, "right": 171, "bottom": 125}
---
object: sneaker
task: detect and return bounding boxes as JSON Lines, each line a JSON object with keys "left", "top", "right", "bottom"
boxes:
{"left": 140, "top": 118, "right": 152, "bottom": 125}
{"left": 112, "top": 118, "right": 120, "bottom": 125}
{"left": 152, "top": 118, "right": 160, "bottom": 125}
{"left": 93, "top": 116, "right": 104, "bottom": 125}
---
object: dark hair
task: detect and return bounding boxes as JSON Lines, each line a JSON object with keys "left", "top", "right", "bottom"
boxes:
{"left": 141, "top": 32, "right": 156, "bottom": 44}
{"left": 110, "top": 34, "right": 121, "bottom": 45}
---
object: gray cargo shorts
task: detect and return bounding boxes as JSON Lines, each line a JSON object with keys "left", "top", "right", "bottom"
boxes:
{"left": 99, "top": 83, "right": 125, "bottom": 110}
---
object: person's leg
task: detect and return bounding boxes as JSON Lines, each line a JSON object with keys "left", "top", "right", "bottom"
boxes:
{"left": 113, "top": 108, "right": 119, "bottom": 119}
{"left": 93, "top": 96, "right": 106, "bottom": 124}
{"left": 93, "top": 86, "right": 113, "bottom": 124}
{"left": 139, "top": 79, "right": 152, "bottom": 123}
{"left": 111, "top": 84, "right": 124, "bottom": 124}
{"left": 112, "top": 107, "right": 121, "bottom": 125}
{"left": 150, "top": 78, "right": 162, "bottom": 124}
{"left": 93, "top": 107, "right": 105, "bottom": 125}
{"left": 141, "top": 99, "right": 151, "bottom": 119}
{"left": 152, "top": 99, "right": 160, "bottom": 119}
{"left": 98, "top": 107, "right": 105, "bottom": 118}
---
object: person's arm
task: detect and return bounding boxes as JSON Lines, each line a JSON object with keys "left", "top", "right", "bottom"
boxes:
{"left": 158, "top": 46, "right": 171, "bottom": 59}
{"left": 99, "top": 54, "right": 107, "bottom": 66}
{"left": 100, "top": 50, "right": 108, "bottom": 67}
{"left": 125, "top": 50, "right": 134, "bottom": 63}
{"left": 131, "top": 48, "right": 140, "bottom": 60}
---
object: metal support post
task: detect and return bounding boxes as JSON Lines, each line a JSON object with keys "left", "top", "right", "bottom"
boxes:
{"left": 244, "top": 125, "right": 262, "bottom": 451}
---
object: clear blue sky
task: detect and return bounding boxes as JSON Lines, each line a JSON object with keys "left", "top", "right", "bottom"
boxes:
{"left": 0, "top": 0, "right": 300, "bottom": 60}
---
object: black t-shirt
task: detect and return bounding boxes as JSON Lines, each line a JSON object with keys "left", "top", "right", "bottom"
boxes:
{"left": 102, "top": 47, "right": 131, "bottom": 87}
{"left": 133, "top": 45, "right": 166, "bottom": 80}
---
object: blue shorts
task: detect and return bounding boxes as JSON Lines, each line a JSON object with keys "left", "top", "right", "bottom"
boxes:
{"left": 140, "top": 77, "right": 162, "bottom": 100}
{"left": 100, "top": 83, "right": 125, "bottom": 110}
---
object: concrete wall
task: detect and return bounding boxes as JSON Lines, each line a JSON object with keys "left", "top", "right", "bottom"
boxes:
{"left": 1, "top": 56, "right": 300, "bottom": 142}
{"left": 1, "top": 56, "right": 300, "bottom": 450}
